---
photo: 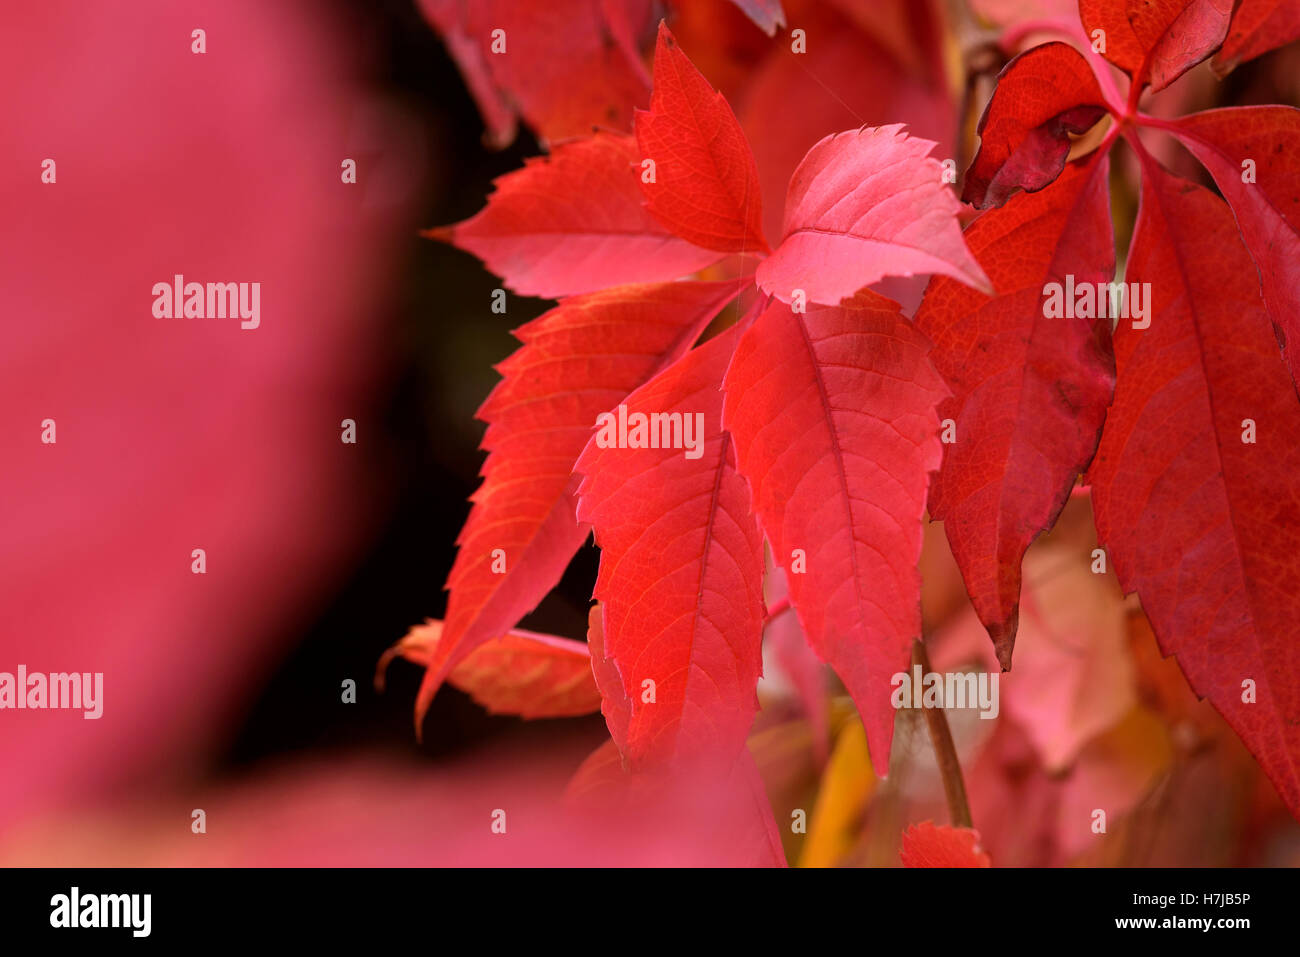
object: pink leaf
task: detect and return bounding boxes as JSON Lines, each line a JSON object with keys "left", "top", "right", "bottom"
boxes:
{"left": 566, "top": 739, "right": 788, "bottom": 866}
{"left": 755, "top": 125, "right": 991, "bottom": 305}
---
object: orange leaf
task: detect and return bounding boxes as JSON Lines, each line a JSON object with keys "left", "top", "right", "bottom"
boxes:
{"left": 379, "top": 619, "right": 601, "bottom": 719}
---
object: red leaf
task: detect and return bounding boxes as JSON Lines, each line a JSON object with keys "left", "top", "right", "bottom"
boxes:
{"left": 1087, "top": 161, "right": 1300, "bottom": 817}
{"left": 726, "top": 0, "right": 786, "bottom": 36}
{"left": 1167, "top": 107, "right": 1300, "bottom": 389}
{"left": 917, "top": 156, "right": 1116, "bottom": 667}
{"left": 961, "top": 43, "right": 1110, "bottom": 210}
{"left": 1212, "top": 0, "right": 1300, "bottom": 75}
{"left": 600, "top": 0, "right": 656, "bottom": 82}
{"left": 723, "top": 292, "right": 949, "bottom": 768}
{"left": 416, "top": 0, "right": 651, "bottom": 146}
{"left": 1077, "top": 0, "right": 1233, "bottom": 92}
{"left": 575, "top": 327, "right": 767, "bottom": 768}
{"left": 431, "top": 132, "right": 723, "bottom": 299}
{"left": 900, "top": 821, "right": 992, "bottom": 867}
{"left": 635, "top": 23, "right": 768, "bottom": 254}
{"left": 755, "top": 125, "right": 991, "bottom": 306}
{"left": 824, "top": 0, "right": 948, "bottom": 76}
{"left": 378, "top": 619, "right": 601, "bottom": 719}
{"left": 415, "top": 280, "right": 742, "bottom": 735}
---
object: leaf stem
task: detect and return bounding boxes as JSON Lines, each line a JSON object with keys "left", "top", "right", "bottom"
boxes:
{"left": 1133, "top": 112, "right": 1180, "bottom": 134}
{"left": 764, "top": 595, "right": 792, "bottom": 621}
{"left": 1120, "top": 123, "right": 1159, "bottom": 174}
{"left": 911, "top": 639, "right": 974, "bottom": 829}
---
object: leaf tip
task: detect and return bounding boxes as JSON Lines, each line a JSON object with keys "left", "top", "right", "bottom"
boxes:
{"left": 420, "top": 224, "right": 456, "bottom": 245}
{"left": 989, "top": 611, "right": 1018, "bottom": 671}
{"left": 374, "top": 644, "right": 398, "bottom": 694}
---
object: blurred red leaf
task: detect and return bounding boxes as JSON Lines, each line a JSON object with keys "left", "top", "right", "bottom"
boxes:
{"left": 0, "top": 0, "right": 407, "bottom": 833}
{"left": 824, "top": 0, "right": 944, "bottom": 75}
{"left": 739, "top": 0, "right": 956, "bottom": 246}
{"left": 416, "top": 0, "right": 652, "bottom": 145}
{"left": 971, "top": 0, "right": 1078, "bottom": 27}
{"left": 1212, "top": 0, "right": 1300, "bottom": 75}
{"left": 900, "top": 821, "right": 992, "bottom": 867}
{"left": 1002, "top": 541, "right": 1135, "bottom": 772}
{"left": 417, "top": 0, "right": 518, "bottom": 148}
{"left": 5, "top": 743, "right": 785, "bottom": 866}
{"left": 378, "top": 619, "right": 601, "bottom": 719}
{"left": 966, "top": 709, "right": 1172, "bottom": 865}
{"left": 727, "top": 0, "right": 785, "bottom": 36}
{"left": 766, "top": 564, "right": 831, "bottom": 766}
{"left": 929, "top": 504, "right": 1137, "bottom": 773}
{"left": 566, "top": 738, "right": 788, "bottom": 866}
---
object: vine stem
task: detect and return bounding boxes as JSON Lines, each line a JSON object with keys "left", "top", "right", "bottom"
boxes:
{"left": 911, "top": 639, "right": 974, "bottom": 829}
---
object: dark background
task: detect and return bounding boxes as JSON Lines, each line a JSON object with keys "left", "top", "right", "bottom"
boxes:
{"left": 221, "top": 0, "right": 606, "bottom": 770}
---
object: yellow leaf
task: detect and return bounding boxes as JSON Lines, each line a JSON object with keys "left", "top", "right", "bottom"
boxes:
{"left": 798, "top": 718, "right": 876, "bottom": 867}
